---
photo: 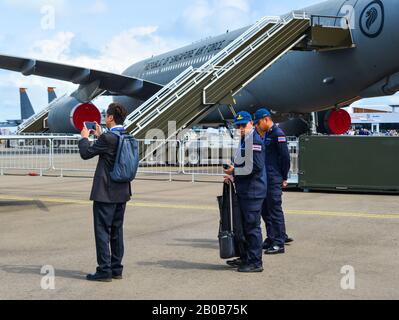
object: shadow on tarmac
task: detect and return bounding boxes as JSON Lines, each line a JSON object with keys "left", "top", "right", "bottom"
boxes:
{"left": 0, "top": 265, "right": 87, "bottom": 280}
{"left": 137, "top": 260, "right": 231, "bottom": 271}
{"left": 168, "top": 238, "right": 219, "bottom": 250}
{"left": 0, "top": 200, "right": 49, "bottom": 212}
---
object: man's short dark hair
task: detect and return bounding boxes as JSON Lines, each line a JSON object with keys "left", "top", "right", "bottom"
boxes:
{"left": 107, "top": 103, "right": 128, "bottom": 125}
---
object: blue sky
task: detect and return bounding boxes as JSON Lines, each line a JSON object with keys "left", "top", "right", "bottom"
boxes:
{"left": 0, "top": 0, "right": 396, "bottom": 121}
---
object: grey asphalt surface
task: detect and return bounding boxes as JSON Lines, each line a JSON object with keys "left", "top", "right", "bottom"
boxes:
{"left": 0, "top": 175, "right": 398, "bottom": 300}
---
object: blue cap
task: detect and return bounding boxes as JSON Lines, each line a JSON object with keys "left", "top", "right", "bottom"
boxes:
{"left": 234, "top": 111, "right": 252, "bottom": 126}
{"left": 253, "top": 108, "right": 272, "bottom": 125}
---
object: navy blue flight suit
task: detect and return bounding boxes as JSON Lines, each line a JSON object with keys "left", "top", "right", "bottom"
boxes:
{"left": 262, "top": 124, "right": 291, "bottom": 247}
{"left": 234, "top": 129, "right": 267, "bottom": 267}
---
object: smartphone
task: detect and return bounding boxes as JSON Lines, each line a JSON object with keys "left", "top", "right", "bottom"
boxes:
{"left": 84, "top": 122, "right": 97, "bottom": 131}
{"left": 223, "top": 164, "right": 231, "bottom": 170}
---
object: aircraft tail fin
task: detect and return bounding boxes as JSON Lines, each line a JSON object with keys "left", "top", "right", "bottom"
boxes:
{"left": 48, "top": 87, "right": 57, "bottom": 104}
{"left": 19, "top": 88, "right": 35, "bottom": 120}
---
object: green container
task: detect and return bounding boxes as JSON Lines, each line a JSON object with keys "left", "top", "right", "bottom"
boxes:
{"left": 299, "top": 135, "right": 399, "bottom": 193}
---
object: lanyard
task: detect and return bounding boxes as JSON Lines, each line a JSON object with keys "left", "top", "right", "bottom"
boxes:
{"left": 110, "top": 127, "right": 125, "bottom": 132}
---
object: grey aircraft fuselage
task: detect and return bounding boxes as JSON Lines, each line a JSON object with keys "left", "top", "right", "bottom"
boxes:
{"left": 114, "top": 0, "right": 399, "bottom": 123}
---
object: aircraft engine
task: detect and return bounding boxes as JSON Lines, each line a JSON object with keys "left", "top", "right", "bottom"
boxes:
{"left": 317, "top": 109, "right": 352, "bottom": 135}
{"left": 47, "top": 95, "right": 101, "bottom": 133}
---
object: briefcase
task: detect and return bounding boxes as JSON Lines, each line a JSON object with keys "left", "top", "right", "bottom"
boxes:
{"left": 217, "top": 181, "right": 246, "bottom": 260}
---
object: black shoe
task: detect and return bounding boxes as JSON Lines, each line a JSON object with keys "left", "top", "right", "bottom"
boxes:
{"left": 86, "top": 273, "right": 112, "bottom": 282}
{"left": 285, "top": 237, "right": 294, "bottom": 244}
{"left": 265, "top": 245, "right": 285, "bottom": 255}
{"left": 226, "top": 259, "right": 243, "bottom": 268}
{"left": 237, "top": 264, "right": 264, "bottom": 273}
{"left": 262, "top": 238, "right": 273, "bottom": 250}
{"left": 112, "top": 274, "right": 123, "bottom": 280}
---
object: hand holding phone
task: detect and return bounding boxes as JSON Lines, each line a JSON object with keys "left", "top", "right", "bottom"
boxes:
{"left": 84, "top": 122, "right": 97, "bottom": 131}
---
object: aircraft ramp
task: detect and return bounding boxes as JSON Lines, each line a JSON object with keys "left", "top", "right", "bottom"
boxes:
{"left": 124, "top": 12, "right": 354, "bottom": 141}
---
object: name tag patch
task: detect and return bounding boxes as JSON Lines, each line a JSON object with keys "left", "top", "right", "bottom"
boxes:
{"left": 253, "top": 144, "right": 262, "bottom": 152}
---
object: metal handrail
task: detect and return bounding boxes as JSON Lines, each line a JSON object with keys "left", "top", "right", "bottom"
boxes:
{"left": 310, "top": 14, "right": 350, "bottom": 28}
{"left": 124, "top": 13, "right": 290, "bottom": 132}
{"left": 125, "top": 11, "right": 351, "bottom": 136}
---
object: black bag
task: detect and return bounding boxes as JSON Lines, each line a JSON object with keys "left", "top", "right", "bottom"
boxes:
{"left": 217, "top": 181, "right": 246, "bottom": 260}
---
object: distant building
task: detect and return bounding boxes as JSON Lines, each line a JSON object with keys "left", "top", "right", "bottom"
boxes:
{"left": 348, "top": 105, "right": 399, "bottom": 133}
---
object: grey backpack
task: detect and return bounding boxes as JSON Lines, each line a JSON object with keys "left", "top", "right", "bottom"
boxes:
{"left": 110, "top": 131, "right": 139, "bottom": 183}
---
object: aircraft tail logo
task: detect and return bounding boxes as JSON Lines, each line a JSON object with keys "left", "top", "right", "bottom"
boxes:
{"left": 366, "top": 7, "right": 378, "bottom": 30}
{"left": 360, "top": 0, "right": 384, "bottom": 38}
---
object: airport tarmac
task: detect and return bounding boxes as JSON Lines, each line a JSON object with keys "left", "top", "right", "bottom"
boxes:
{"left": 0, "top": 175, "right": 399, "bottom": 300}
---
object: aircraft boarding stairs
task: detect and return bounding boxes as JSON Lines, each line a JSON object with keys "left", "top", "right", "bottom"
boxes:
{"left": 124, "top": 12, "right": 355, "bottom": 147}
{"left": 17, "top": 12, "right": 354, "bottom": 140}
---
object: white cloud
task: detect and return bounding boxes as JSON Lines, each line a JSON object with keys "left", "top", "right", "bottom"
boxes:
{"left": 0, "top": 25, "right": 182, "bottom": 114}
{"left": 27, "top": 26, "right": 179, "bottom": 73}
{"left": 88, "top": 0, "right": 108, "bottom": 14}
{"left": 1, "top": 0, "right": 66, "bottom": 11}
{"left": 182, "top": 0, "right": 253, "bottom": 35}
{"left": 29, "top": 31, "right": 75, "bottom": 61}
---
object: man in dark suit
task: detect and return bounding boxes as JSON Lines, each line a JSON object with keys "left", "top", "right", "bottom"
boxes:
{"left": 79, "top": 103, "right": 132, "bottom": 282}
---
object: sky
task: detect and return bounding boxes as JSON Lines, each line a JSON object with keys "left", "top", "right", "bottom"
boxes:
{"left": 0, "top": 0, "right": 397, "bottom": 121}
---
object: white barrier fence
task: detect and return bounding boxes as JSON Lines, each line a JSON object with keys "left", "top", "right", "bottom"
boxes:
{"left": 0, "top": 135, "right": 299, "bottom": 182}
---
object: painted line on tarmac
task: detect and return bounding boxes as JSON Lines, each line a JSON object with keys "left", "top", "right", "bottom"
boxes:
{"left": 0, "top": 194, "right": 398, "bottom": 220}
{"left": 285, "top": 209, "right": 399, "bottom": 220}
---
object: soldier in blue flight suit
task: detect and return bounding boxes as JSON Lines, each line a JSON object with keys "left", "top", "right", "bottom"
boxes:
{"left": 253, "top": 108, "right": 294, "bottom": 255}
{"left": 224, "top": 111, "right": 267, "bottom": 273}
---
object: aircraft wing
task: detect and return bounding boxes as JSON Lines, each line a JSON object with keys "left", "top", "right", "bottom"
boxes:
{"left": 0, "top": 54, "right": 162, "bottom": 100}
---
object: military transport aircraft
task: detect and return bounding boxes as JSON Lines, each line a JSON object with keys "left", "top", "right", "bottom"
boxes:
{"left": 0, "top": 0, "right": 396, "bottom": 135}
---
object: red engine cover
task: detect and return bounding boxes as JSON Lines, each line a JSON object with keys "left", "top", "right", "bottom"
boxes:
{"left": 325, "top": 109, "right": 352, "bottom": 135}
{"left": 71, "top": 103, "right": 102, "bottom": 131}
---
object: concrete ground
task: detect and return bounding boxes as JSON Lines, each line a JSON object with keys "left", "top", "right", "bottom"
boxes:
{"left": 0, "top": 175, "right": 398, "bottom": 300}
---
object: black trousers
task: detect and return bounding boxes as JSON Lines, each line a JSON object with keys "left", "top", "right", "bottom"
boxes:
{"left": 237, "top": 197, "right": 264, "bottom": 268}
{"left": 93, "top": 202, "right": 126, "bottom": 276}
{"left": 261, "top": 183, "right": 287, "bottom": 247}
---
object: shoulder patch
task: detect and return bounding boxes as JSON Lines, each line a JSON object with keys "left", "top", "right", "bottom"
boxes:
{"left": 278, "top": 136, "right": 287, "bottom": 143}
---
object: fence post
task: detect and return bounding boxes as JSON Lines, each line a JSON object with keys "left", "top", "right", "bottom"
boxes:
{"left": 49, "top": 138, "right": 54, "bottom": 173}
{"left": 179, "top": 139, "right": 184, "bottom": 175}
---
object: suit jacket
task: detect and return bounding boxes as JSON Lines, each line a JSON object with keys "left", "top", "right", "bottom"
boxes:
{"left": 79, "top": 132, "right": 132, "bottom": 204}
